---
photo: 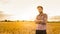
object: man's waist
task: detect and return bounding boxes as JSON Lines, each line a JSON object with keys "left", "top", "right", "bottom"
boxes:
{"left": 36, "top": 22, "right": 46, "bottom": 25}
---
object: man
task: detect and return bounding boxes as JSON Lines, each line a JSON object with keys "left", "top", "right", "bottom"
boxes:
{"left": 35, "top": 6, "right": 47, "bottom": 34}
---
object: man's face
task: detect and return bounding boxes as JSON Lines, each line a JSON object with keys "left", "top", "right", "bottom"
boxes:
{"left": 37, "top": 7, "right": 43, "bottom": 13}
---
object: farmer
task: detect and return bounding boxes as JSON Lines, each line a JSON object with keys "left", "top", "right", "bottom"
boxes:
{"left": 35, "top": 6, "right": 48, "bottom": 34}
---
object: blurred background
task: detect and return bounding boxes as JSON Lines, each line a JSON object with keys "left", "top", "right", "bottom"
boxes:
{"left": 0, "top": 0, "right": 60, "bottom": 34}
{"left": 0, "top": 0, "right": 60, "bottom": 21}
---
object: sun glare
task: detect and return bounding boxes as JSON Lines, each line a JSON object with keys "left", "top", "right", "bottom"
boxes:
{"left": 0, "top": 0, "right": 60, "bottom": 21}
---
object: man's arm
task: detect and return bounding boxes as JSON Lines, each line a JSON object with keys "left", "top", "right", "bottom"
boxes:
{"left": 35, "top": 19, "right": 43, "bottom": 24}
{"left": 35, "top": 15, "right": 43, "bottom": 24}
{"left": 43, "top": 14, "right": 48, "bottom": 23}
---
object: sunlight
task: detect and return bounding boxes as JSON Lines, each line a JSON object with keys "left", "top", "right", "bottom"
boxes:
{"left": 0, "top": 0, "right": 60, "bottom": 21}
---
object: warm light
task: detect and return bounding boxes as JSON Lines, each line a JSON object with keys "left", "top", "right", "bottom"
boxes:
{"left": 0, "top": 0, "right": 60, "bottom": 21}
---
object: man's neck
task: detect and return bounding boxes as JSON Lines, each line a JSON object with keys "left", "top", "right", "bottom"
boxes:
{"left": 40, "top": 12, "right": 43, "bottom": 16}
{"left": 40, "top": 11, "right": 43, "bottom": 14}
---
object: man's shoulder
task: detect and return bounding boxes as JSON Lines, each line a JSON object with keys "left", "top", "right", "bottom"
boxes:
{"left": 43, "top": 13, "right": 47, "bottom": 16}
{"left": 37, "top": 14, "right": 40, "bottom": 16}
{"left": 43, "top": 13, "right": 47, "bottom": 17}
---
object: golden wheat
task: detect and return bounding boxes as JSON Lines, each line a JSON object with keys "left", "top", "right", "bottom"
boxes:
{"left": 0, "top": 21, "right": 60, "bottom": 34}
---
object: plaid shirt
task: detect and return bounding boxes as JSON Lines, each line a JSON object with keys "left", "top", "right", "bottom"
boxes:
{"left": 36, "top": 13, "right": 47, "bottom": 30}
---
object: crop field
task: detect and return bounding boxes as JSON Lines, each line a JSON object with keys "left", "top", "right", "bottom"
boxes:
{"left": 0, "top": 21, "right": 60, "bottom": 34}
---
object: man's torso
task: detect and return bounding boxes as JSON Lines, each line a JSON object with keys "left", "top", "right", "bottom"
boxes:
{"left": 36, "top": 13, "right": 47, "bottom": 30}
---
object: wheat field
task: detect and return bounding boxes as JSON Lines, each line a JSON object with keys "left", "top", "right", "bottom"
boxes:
{"left": 0, "top": 21, "right": 60, "bottom": 34}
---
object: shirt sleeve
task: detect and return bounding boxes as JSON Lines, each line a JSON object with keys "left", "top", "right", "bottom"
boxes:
{"left": 36, "top": 15, "right": 39, "bottom": 20}
{"left": 43, "top": 14, "right": 48, "bottom": 23}
{"left": 35, "top": 15, "right": 40, "bottom": 24}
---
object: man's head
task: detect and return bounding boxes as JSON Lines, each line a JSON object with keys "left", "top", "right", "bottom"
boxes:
{"left": 37, "top": 6, "right": 43, "bottom": 13}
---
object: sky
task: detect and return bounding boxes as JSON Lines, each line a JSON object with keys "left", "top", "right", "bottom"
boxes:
{"left": 0, "top": 0, "right": 60, "bottom": 21}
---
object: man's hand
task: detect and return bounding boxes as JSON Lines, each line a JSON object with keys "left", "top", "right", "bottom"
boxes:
{"left": 35, "top": 19, "right": 43, "bottom": 24}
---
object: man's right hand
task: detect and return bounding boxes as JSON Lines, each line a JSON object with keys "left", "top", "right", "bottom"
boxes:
{"left": 35, "top": 19, "right": 43, "bottom": 24}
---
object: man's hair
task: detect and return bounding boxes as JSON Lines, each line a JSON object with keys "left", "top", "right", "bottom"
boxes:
{"left": 37, "top": 6, "right": 43, "bottom": 9}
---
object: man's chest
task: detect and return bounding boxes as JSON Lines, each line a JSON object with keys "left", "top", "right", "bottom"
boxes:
{"left": 37, "top": 15, "right": 44, "bottom": 20}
